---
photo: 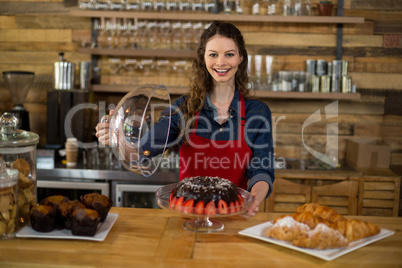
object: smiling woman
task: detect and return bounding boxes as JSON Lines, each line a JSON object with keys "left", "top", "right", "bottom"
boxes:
{"left": 96, "top": 22, "right": 275, "bottom": 217}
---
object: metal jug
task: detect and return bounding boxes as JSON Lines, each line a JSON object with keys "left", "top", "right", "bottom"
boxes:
{"left": 54, "top": 52, "right": 75, "bottom": 90}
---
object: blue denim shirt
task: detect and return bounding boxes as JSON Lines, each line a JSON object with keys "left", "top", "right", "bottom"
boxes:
{"left": 142, "top": 89, "right": 275, "bottom": 197}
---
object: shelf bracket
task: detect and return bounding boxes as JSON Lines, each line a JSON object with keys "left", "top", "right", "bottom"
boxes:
{"left": 336, "top": 0, "right": 344, "bottom": 60}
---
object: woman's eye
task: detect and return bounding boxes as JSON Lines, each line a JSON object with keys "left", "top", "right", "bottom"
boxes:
{"left": 226, "top": 53, "right": 235, "bottom": 57}
{"left": 209, "top": 53, "right": 217, "bottom": 57}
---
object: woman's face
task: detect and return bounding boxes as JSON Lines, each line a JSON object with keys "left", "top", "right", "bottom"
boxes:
{"left": 204, "top": 35, "right": 243, "bottom": 85}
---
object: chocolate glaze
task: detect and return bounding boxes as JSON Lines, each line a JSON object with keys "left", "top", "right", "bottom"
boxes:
{"left": 173, "top": 176, "right": 240, "bottom": 205}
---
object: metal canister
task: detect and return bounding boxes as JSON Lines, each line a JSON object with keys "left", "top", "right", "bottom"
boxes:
{"left": 342, "top": 76, "right": 352, "bottom": 93}
{"left": 79, "top": 62, "right": 91, "bottom": 90}
{"left": 341, "top": 60, "right": 348, "bottom": 76}
{"left": 311, "top": 75, "right": 320, "bottom": 92}
{"left": 306, "top": 59, "right": 316, "bottom": 75}
{"left": 320, "top": 75, "right": 331, "bottom": 92}
{"left": 316, "top": 60, "right": 327, "bottom": 76}
{"left": 332, "top": 60, "right": 343, "bottom": 79}
{"left": 332, "top": 77, "right": 340, "bottom": 92}
{"left": 327, "top": 61, "right": 333, "bottom": 77}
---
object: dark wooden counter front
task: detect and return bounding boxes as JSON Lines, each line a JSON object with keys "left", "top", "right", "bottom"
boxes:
{"left": 0, "top": 207, "right": 401, "bottom": 267}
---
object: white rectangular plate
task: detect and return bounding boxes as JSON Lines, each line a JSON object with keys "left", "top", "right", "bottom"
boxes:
{"left": 239, "top": 221, "right": 394, "bottom": 261}
{"left": 16, "top": 213, "right": 119, "bottom": 242}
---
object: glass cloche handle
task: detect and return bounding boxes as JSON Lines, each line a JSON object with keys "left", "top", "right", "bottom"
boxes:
{"left": 0, "top": 112, "right": 18, "bottom": 135}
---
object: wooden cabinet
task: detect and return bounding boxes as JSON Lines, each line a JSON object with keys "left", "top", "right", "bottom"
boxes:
{"left": 354, "top": 169, "right": 401, "bottom": 217}
{"left": 264, "top": 170, "right": 360, "bottom": 215}
{"left": 263, "top": 169, "right": 401, "bottom": 216}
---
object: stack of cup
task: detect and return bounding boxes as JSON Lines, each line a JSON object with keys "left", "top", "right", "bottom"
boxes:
{"left": 65, "top": 138, "right": 79, "bottom": 168}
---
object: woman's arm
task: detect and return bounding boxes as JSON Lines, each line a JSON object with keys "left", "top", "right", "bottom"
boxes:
{"left": 244, "top": 100, "right": 275, "bottom": 216}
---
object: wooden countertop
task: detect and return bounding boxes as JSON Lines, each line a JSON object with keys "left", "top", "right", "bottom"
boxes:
{"left": 1, "top": 207, "right": 401, "bottom": 267}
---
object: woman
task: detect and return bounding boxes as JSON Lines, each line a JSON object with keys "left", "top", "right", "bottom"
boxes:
{"left": 96, "top": 22, "right": 274, "bottom": 216}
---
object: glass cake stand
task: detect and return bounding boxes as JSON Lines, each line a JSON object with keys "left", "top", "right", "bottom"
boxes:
{"left": 155, "top": 183, "right": 253, "bottom": 233}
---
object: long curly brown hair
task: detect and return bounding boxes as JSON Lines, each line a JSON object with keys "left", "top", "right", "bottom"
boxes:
{"left": 178, "top": 21, "right": 250, "bottom": 140}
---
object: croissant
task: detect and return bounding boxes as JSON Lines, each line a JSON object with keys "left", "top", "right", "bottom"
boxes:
{"left": 266, "top": 216, "right": 310, "bottom": 242}
{"left": 330, "top": 219, "right": 381, "bottom": 242}
{"left": 291, "top": 211, "right": 331, "bottom": 229}
{"left": 313, "top": 205, "right": 346, "bottom": 223}
{"left": 297, "top": 203, "right": 346, "bottom": 223}
{"left": 266, "top": 203, "right": 381, "bottom": 250}
{"left": 292, "top": 223, "right": 349, "bottom": 249}
{"left": 296, "top": 203, "right": 321, "bottom": 214}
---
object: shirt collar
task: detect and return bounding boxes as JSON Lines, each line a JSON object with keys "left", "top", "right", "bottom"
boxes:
{"left": 203, "top": 88, "right": 240, "bottom": 115}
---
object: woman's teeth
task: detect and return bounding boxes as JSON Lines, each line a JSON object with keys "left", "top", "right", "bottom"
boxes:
{"left": 215, "top": 69, "right": 230, "bottom": 74}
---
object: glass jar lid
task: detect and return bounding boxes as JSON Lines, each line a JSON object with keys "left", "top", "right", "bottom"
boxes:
{"left": 108, "top": 84, "right": 171, "bottom": 177}
{"left": 0, "top": 159, "right": 18, "bottom": 187}
{"left": 0, "top": 113, "right": 39, "bottom": 147}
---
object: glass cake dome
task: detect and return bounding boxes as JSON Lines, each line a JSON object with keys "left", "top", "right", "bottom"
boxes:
{"left": 107, "top": 84, "right": 171, "bottom": 177}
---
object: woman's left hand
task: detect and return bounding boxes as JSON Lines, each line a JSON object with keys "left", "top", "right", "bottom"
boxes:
{"left": 245, "top": 181, "right": 269, "bottom": 217}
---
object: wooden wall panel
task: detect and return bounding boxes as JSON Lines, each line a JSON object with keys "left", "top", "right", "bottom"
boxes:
{"left": 345, "top": 10, "right": 402, "bottom": 22}
{"left": 236, "top": 21, "right": 374, "bottom": 35}
{"left": 0, "top": 16, "right": 16, "bottom": 28}
{"left": 0, "top": 29, "right": 72, "bottom": 42}
{"left": 349, "top": 72, "right": 402, "bottom": 90}
{"left": 351, "top": 0, "right": 402, "bottom": 10}
{"left": 244, "top": 32, "right": 383, "bottom": 47}
{"left": 15, "top": 15, "right": 89, "bottom": 29}
{"left": 0, "top": 0, "right": 401, "bottom": 175}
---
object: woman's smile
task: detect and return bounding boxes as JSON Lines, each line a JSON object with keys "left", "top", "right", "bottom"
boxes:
{"left": 214, "top": 67, "right": 232, "bottom": 76}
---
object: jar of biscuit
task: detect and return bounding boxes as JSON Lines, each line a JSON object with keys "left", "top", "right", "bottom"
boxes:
{"left": 0, "top": 159, "right": 18, "bottom": 239}
{"left": 0, "top": 113, "right": 39, "bottom": 229}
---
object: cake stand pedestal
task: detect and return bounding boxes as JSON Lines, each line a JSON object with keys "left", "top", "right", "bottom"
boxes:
{"left": 155, "top": 183, "right": 253, "bottom": 233}
{"left": 183, "top": 217, "right": 224, "bottom": 233}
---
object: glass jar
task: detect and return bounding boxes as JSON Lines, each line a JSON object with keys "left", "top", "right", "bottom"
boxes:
{"left": 0, "top": 113, "right": 39, "bottom": 229}
{"left": 0, "top": 159, "right": 19, "bottom": 239}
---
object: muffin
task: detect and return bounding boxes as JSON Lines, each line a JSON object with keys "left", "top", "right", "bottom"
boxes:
{"left": 57, "top": 200, "right": 86, "bottom": 230}
{"left": 70, "top": 208, "right": 101, "bottom": 236}
{"left": 40, "top": 195, "right": 70, "bottom": 207}
{"left": 81, "top": 192, "right": 112, "bottom": 222}
{"left": 30, "top": 205, "right": 57, "bottom": 232}
{"left": 40, "top": 195, "right": 70, "bottom": 229}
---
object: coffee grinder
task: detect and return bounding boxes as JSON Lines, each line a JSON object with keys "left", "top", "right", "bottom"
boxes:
{"left": 2, "top": 71, "right": 35, "bottom": 131}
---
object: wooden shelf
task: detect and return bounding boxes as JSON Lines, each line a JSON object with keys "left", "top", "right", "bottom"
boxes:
{"left": 253, "top": 91, "right": 361, "bottom": 100}
{"left": 78, "top": 48, "right": 196, "bottom": 58}
{"left": 91, "top": 84, "right": 188, "bottom": 94}
{"left": 91, "top": 84, "right": 361, "bottom": 100}
{"left": 70, "top": 8, "right": 364, "bottom": 24}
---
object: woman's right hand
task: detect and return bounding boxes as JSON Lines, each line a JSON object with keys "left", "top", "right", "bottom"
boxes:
{"left": 95, "top": 110, "right": 114, "bottom": 146}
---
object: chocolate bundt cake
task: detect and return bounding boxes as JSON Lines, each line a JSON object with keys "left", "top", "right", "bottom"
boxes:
{"left": 169, "top": 176, "right": 244, "bottom": 215}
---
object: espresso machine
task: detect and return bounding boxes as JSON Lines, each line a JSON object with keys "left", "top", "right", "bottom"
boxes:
{"left": 2, "top": 71, "right": 35, "bottom": 131}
